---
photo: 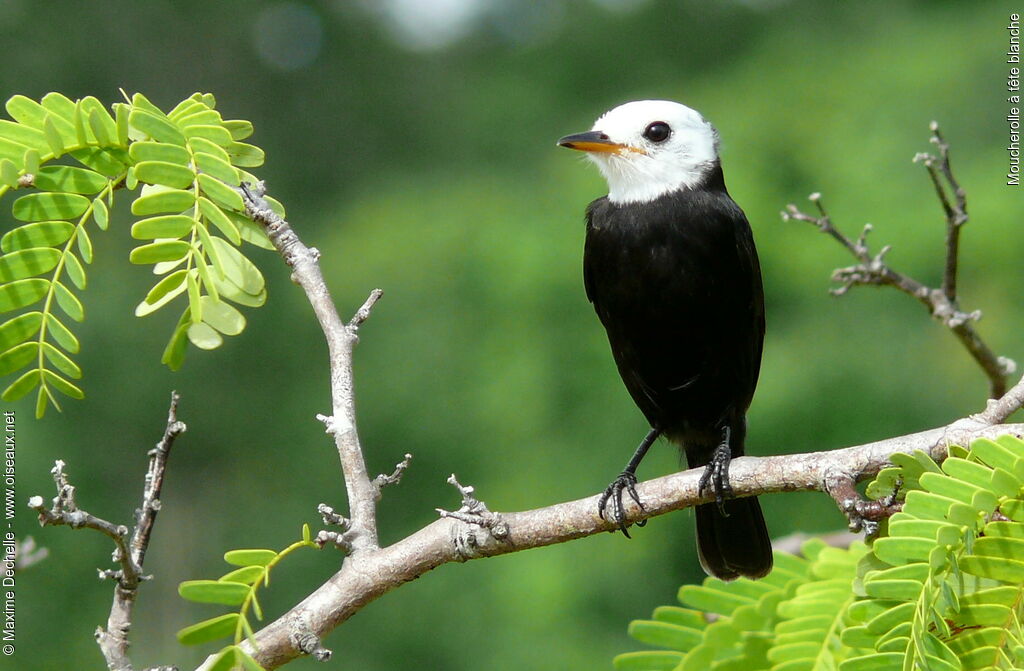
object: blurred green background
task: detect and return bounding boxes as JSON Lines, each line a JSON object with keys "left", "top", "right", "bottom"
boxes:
{"left": 6, "top": 0, "right": 1023, "bottom": 669}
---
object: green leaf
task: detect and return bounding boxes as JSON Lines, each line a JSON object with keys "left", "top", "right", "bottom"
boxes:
{"left": 64, "top": 252, "right": 87, "bottom": 290}
{"left": 612, "top": 651, "right": 685, "bottom": 671}
{"left": 220, "top": 566, "right": 265, "bottom": 585}
{"left": 12, "top": 192, "right": 90, "bottom": 221}
{"left": 970, "top": 438, "right": 1018, "bottom": 472}
{"left": 209, "top": 237, "right": 264, "bottom": 295}
{"left": 959, "top": 555, "right": 1024, "bottom": 582}
{"left": 114, "top": 102, "right": 130, "bottom": 146}
{"left": 176, "top": 613, "right": 240, "bottom": 645}
{"left": 232, "top": 214, "right": 273, "bottom": 250}
{"left": 134, "top": 160, "right": 196, "bottom": 189}
{"left": 0, "top": 248, "right": 61, "bottom": 282}
{"left": 187, "top": 322, "right": 222, "bottom": 349}
{"left": 32, "top": 165, "right": 108, "bottom": 194}
{"left": 837, "top": 652, "right": 905, "bottom": 671}
{"left": 40, "top": 93, "right": 79, "bottom": 139}
{"left": 200, "top": 197, "right": 241, "bottom": 244}
{"left": 76, "top": 227, "right": 93, "bottom": 264}
{"left": 234, "top": 647, "right": 265, "bottom": 671}
{"left": 45, "top": 314, "right": 79, "bottom": 354}
{"left": 131, "top": 215, "right": 195, "bottom": 240}
{"left": 142, "top": 269, "right": 188, "bottom": 307}
{"left": 224, "top": 549, "right": 277, "bottom": 567}
{"left": 92, "top": 196, "right": 109, "bottom": 230}
{"left": 0, "top": 312, "right": 43, "bottom": 350}
{"left": 128, "top": 108, "right": 186, "bottom": 145}
{"left": 198, "top": 173, "right": 244, "bottom": 211}
{"left": 184, "top": 124, "right": 233, "bottom": 146}
{"left": 225, "top": 141, "right": 265, "bottom": 167}
{"left": 2, "top": 369, "right": 40, "bottom": 401}
{"left": 23, "top": 148, "right": 39, "bottom": 175}
{"left": 0, "top": 120, "right": 48, "bottom": 153}
{"left": 178, "top": 579, "right": 250, "bottom": 605}
{"left": 130, "top": 188, "right": 196, "bottom": 216}
{"left": 212, "top": 273, "right": 267, "bottom": 308}
{"left": 168, "top": 98, "right": 208, "bottom": 121}
{"left": 194, "top": 151, "right": 240, "bottom": 185}
{"left": 73, "top": 101, "right": 91, "bottom": 145}
{"left": 68, "top": 147, "right": 128, "bottom": 177}
{"left": 1, "top": 221, "right": 75, "bottom": 253}
{"left": 0, "top": 278, "right": 50, "bottom": 312}
{"left": 0, "top": 159, "right": 19, "bottom": 187}
{"left": 872, "top": 536, "right": 934, "bottom": 565}
{"left": 189, "top": 136, "right": 232, "bottom": 163}
{"left": 41, "top": 342, "right": 81, "bottom": 379}
{"left": 195, "top": 251, "right": 218, "bottom": 302}
{"left": 0, "top": 342, "right": 38, "bottom": 377}
{"left": 87, "top": 108, "right": 112, "bottom": 146}
{"left": 42, "top": 115, "right": 65, "bottom": 157}
{"left": 129, "top": 240, "right": 191, "bottom": 265}
{"left": 52, "top": 281, "right": 84, "bottom": 321}
{"left": 223, "top": 119, "right": 254, "bottom": 141}
{"left": 627, "top": 620, "right": 702, "bottom": 651}
{"left": 6, "top": 95, "right": 47, "bottom": 128}
{"left": 200, "top": 297, "right": 245, "bottom": 336}
{"left": 35, "top": 383, "right": 56, "bottom": 417}
{"left": 0, "top": 138, "right": 27, "bottom": 164}
{"left": 160, "top": 313, "right": 190, "bottom": 370}
{"left": 187, "top": 270, "right": 202, "bottom": 324}
{"left": 207, "top": 647, "right": 240, "bottom": 671}
{"left": 178, "top": 109, "right": 222, "bottom": 127}
{"left": 43, "top": 369, "right": 84, "bottom": 399}
{"left": 129, "top": 140, "right": 191, "bottom": 165}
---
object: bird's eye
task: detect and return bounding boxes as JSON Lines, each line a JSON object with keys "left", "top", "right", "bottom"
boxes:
{"left": 642, "top": 122, "right": 671, "bottom": 143}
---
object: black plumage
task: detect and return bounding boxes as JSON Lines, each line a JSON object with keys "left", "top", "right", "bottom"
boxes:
{"left": 582, "top": 163, "right": 772, "bottom": 580}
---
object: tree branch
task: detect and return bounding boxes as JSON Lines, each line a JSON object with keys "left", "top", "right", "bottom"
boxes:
{"left": 28, "top": 391, "right": 185, "bottom": 671}
{"left": 782, "top": 123, "right": 1016, "bottom": 398}
{"left": 240, "top": 182, "right": 383, "bottom": 553}
{"left": 209, "top": 410, "right": 1024, "bottom": 669}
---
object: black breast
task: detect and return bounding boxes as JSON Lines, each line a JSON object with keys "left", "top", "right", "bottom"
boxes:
{"left": 582, "top": 165, "right": 764, "bottom": 444}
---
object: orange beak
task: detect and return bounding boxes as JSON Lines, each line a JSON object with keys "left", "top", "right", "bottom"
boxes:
{"left": 558, "top": 131, "right": 643, "bottom": 155}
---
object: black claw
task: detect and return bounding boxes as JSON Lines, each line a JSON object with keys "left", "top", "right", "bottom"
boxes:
{"left": 699, "top": 442, "right": 734, "bottom": 516}
{"left": 598, "top": 471, "right": 645, "bottom": 537}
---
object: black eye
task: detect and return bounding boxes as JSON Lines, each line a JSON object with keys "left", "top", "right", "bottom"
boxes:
{"left": 643, "top": 121, "right": 671, "bottom": 143}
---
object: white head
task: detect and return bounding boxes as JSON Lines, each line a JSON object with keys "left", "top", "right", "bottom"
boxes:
{"left": 558, "top": 100, "right": 720, "bottom": 204}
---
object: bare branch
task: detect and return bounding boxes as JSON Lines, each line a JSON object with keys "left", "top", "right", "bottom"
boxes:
{"left": 973, "top": 374, "right": 1024, "bottom": 424}
{"left": 914, "top": 122, "right": 968, "bottom": 301}
{"left": 348, "top": 288, "right": 384, "bottom": 331}
{"left": 131, "top": 391, "right": 185, "bottom": 572}
{"left": 372, "top": 453, "right": 413, "bottom": 495}
{"left": 199, "top": 414, "right": 1022, "bottom": 669}
{"left": 241, "top": 182, "right": 381, "bottom": 552}
{"left": 784, "top": 123, "right": 1014, "bottom": 398}
{"left": 29, "top": 392, "right": 185, "bottom": 671}
{"left": 29, "top": 461, "right": 137, "bottom": 579}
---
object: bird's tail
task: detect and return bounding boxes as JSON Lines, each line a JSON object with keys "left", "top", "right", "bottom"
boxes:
{"left": 685, "top": 440, "right": 773, "bottom": 580}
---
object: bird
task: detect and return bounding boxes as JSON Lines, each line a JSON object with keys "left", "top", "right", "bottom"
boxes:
{"left": 557, "top": 100, "right": 772, "bottom": 580}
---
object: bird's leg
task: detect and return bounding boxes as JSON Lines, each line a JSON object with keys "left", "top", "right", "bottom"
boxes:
{"left": 698, "top": 425, "right": 734, "bottom": 516}
{"left": 598, "top": 427, "right": 661, "bottom": 537}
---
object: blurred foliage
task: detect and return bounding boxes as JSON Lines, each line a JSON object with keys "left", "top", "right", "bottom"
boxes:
{"left": 5, "top": 1, "right": 1022, "bottom": 670}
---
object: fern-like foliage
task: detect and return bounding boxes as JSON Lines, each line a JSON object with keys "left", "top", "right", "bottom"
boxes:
{"left": 615, "top": 434, "right": 1024, "bottom": 671}
{"left": 176, "top": 525, "right": 318, "bottom": 671}
{"left": 0, "top": 91, "right": 280, "bottom": 417}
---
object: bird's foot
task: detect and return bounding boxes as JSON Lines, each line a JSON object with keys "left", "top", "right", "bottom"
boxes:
{"left": 598, "top": 471, "right": 647, "bottom": 538}
{"left": 698, "top": 442, "right": 734, "bottom": 516}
